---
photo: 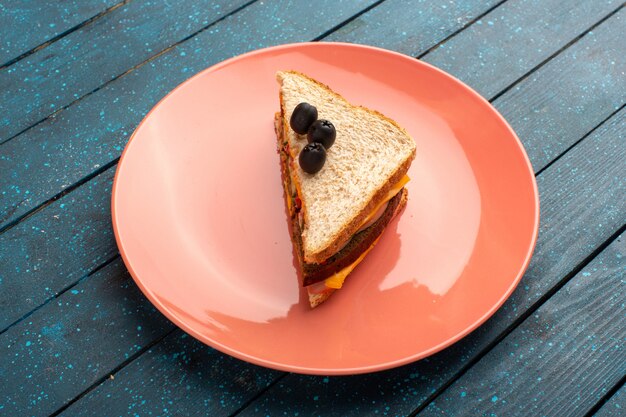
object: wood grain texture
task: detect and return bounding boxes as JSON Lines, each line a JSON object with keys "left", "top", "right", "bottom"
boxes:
{"left": 492, "top": 6, "right": 625, "bottom": 171}
{"left": 0, "top": 168, "right": 116, "bottom": 331}
{"left": 2, "top": 1, "right": 623, "bottom": 342}
{"left": 419, "top": 235, "right": 625, "bottom": 417}
{"left": 0, "top": 257, "right": 280, "bottom": 416}
{"left": 2, "top": 0, "right": 624, "bottom": 237}
{"left": 594, "top": 385, "right": 626, "bottom": 417}
{"left": 0, "top": 3, "right": 625, "bottom": 415}
{"left": 0, "top": 259, "right": 174, "bottom": 416}
{"left": 0, "top": 0, "right": 250, "bottom": 143}
{"left": 224, "top": 109, "right": 626, "bottom": 416}
{"left": 0, "top": 0, "right": 377, "bottom": 230}
{"left": 47, "top": 108, "right": 625, "bottom": 417}
{"left": 0, "top": 0, "right": 120, "bottom": 65}
{"left": 57, "top": 331, "right": 281, "bottom": 417}
{"left": 326, "top": 0, "right": 501, "bottom": 56}
{"left": 422, "top": 0, "right": 622, "bottom": 99}
{"left": 329, "top": 0, "right": 626, "bottom": 173}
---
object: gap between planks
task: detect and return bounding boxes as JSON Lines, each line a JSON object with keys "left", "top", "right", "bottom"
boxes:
{"left": 0, "top": 0, "right": 132, "bottom": 71}
{"left": 41, "top": 111, "right": 626, "bottom": 417}
{"left": 487, "top": 3, "right": 625, "bottom": 103}
{"left": 0, "top": 157, "right": 120, "bottom": 235}
{"left": 582, "top": 374, "right": 626, "bottom": 417}
{"left": 535, "top": 104, "right": 625, "bottom": 177}
{"left": 1, "top": 1, "right": 621, "bottom": 413}
{"left": 406, "top": 225, "right": 626, "bottom": 417}
{"left": 0, "top": 254, "right": 119, "bottom": 336}
{"left": 2, "top": 0, "right": 620, "bottom": 239}
{"left": 0, "top": 0, "right": 622, "bottom": 350}
{"left": 227, "top": 374, "right": 290, "bottom": 417}
{"left": 0, "top": 0, "right": 260, "bottom": 147}
{"left": 312, "top": 0, "right": 392, "bottom": 41}
{"left": 414, "top": 0, "right": 509, "bottom": 59}
{"left": 48, "top": 327, "right": 179, "bottom": 417}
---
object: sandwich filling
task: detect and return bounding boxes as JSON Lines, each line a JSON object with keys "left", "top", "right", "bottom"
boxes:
{"left": 275, "top": 114, "right": 409, "bottom": 290}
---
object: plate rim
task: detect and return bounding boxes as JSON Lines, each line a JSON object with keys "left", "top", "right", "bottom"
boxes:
{"left": 111, "top": 41, "right": 540, "bottom": 375}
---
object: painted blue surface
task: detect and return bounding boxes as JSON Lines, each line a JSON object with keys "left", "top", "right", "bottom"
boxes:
{"left": 231, "top": 107, "right": 626, "bottom": 417}
{"left": 0, "top": 0, "right": 250, "bottom": 142}
{"left": 594, "top": 384, "right": 626, "bottom": 417}
{"left": 0, "top": 168, "right": 117, "bottom": 330}
{"left": 0, "top": 0, "right": 378, "bottom": 230}
{"left": 493, "top": 7, "right": 625, "bottom": 171}
{"left": 326, "top": 0, "right": 501, "bottom": 56}
{"left": 0, "top": 0, "right": 119, "bottom": 65}
{"left": 423, "top": 0, "right": 622, "bottom": 99}
{"left": 0, "top": 259, "right": 173, "bottom": 415}
{"left": 0, "top": 1, "right": 624, "bottom": 416}
{"left": 420, "top": 236, "right": 625, "bottom": 416}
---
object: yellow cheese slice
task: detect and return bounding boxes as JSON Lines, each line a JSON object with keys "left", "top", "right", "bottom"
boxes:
{"left": 322, "top": 175, "right": 409, "bottom": 290}
{"left": 358, "top": 175, "right": 410, "bottom": 229}
{"left": 324, "top": 236, "right": 382, "bottom": 289}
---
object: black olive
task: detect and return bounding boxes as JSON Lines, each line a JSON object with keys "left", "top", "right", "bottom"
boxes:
{"left": 307, "top": 119, "right": 336, "bottom": 149}
{"left": 299, "top": 142, "right": 326, "bottom": 174}
{"left": 290, "top": 103, "right": 318, "bottom": 134}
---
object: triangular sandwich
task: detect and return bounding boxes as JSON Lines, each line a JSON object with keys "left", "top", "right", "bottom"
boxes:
{"left": 275, "top": 71, "right": 416, "bottom": 307}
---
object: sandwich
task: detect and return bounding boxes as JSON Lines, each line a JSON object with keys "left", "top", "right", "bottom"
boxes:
{"left": 274, "top": 71, "right": 416, "bottom": 307}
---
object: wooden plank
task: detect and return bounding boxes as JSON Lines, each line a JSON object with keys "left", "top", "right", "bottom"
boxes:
{"left": 326, "top": 0, "right": 502, "bottom": 56}
{"left": 491, "top": 6, "right": 626, "bottom": 170}
{"left": 2, "top": 1, "right": 624, "bottom": 237}
{"left": 34, "top": 106, "right": 624, "bottom": 417}
{"left": 0, "top": 4, "right": 620, "bottom": 412}
{"left": 0, "top": 0, "right": 251, "bottom": 143}
{"left": 0, "top": 0, "right": 377, "bottom": 229}
{"left": 418, "top": 235, "right": 625, "bottom": 417}
{"left": 0, "top": 257, "right": 280, "bottom": 416}
{"left": 422, "top": 0, "right": 623, "bottom": 99}
{"left": 594, "top": 385, "right": 626, "bottom": 417}
{"left": 57, "top": 331, "right": 281, "bottom": 417}
{"left": 1, "top": 0, "right": 512, "bottom": 144}
{"left": 0, "top": 0, "right": 120, "bottom": 65}
{"left": 223, "top": 109, "right": 626, "bottom": 416}
{"left": 0, "top": 259, "right": 174, "bottom": 416}
{"left": 0, "top": 0, "right": 416, "bottom": 344}
{"left": 330, "top": 0, "right": 625, "bottom": 170}
{"left": 0, "top": 168, "right": 116, "bottom": 331}
{"left": 0, "top": 4, "right": 620, "bottom": 414}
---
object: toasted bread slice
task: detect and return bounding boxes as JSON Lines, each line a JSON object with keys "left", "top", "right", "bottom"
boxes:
{"left": 277, "top": 71, "right": 416, "bottom": 264}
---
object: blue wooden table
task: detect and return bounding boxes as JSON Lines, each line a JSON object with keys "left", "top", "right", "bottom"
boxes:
{"left": 1, "top": 1, "right": 624, "bottom": 416}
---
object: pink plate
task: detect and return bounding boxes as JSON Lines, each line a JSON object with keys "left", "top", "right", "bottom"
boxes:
{"left": 112, "top": 42, "right": 539, "bottom": 375}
